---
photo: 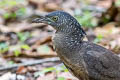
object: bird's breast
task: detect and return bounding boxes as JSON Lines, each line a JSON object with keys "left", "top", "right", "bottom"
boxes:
{"left": 52, "top": 34, "right": 89, "bottom": 80}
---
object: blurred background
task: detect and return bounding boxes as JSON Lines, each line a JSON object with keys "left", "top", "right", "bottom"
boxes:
{"left": 0, "top": 0, "right": 120, "bottom": 80}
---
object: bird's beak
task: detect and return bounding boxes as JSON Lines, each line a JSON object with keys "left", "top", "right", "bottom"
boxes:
{"left": 32, "top": 16, "right": 50, "bottom": 24}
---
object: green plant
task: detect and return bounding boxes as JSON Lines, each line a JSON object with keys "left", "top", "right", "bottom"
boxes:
{"left": 8, "top": 60, "right": 15, "bottom": 65}
{"left": 3, "top": 7, "right": 26, "bottom": 19}
{"left": 0, "top": 0, "right": 26, "bottom": 19}
{"left": 17, "top": 32, "right": 31, "bottom": 42}
{"left": 34, "top": 65, "right": 68, "bottom": 77}
{"left": 94, "top": 34, "right": 103, "bottom": 43}
{"left": 15, "top": 7, "right": 26, "bottom": 17}
{"left": 57, "top": 77, "right": 65, "bottom": 80}
{"left": 0, "top": 0, "right": 17, "bottom": 7}
{"left": 115, "top": 0, "right": 120, "bottom": 7}
{"left": 75, "top": 11, "right": 97, "bottom": 27}
{"left": 0, "top": 42, "right": 9, "bottom": 53}
{"left": 37, "top": 45, "right": 51, "bottom": 54}
{"left": 14, "top": 49, "right": 21, "bottom": 57}
{"left": 34, "top": 67, "right": 56, "bottom": 77}
{"left": 9, "top": 44, "right": 30, "bottom": 57}
{"left": 21, "top": 44, "right": 30, "bottom": 50}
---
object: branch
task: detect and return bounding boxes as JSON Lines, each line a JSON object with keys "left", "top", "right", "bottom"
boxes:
{"left": 0, "top": 57, "right": 60, "bottom": 71}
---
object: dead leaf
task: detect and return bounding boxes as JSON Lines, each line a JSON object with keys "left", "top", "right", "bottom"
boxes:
{"left": 36, "top": 72, "right": 56, "bottom": 80}
{"left": 17, "top": 66, "right": 27, "bottom": 74}
{"left": 95, "top": 22, "right": 120, "bottom": 37}
{"left": 44, "top": 3, "right": 61, "bottom": 12}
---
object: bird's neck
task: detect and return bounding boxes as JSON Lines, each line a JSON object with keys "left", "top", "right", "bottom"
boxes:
{"left": 53, "top": 30, "right": 85, "bottom": 53}
{"left": 52, "top": 31, "right": 85, "bottom": 65}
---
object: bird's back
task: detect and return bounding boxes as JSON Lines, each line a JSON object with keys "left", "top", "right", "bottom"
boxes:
{"left": 53, "top": 32, "right": 120, "bottom": 80}
{"left": 79, "top": 41, "right": 120, "bottom": 80}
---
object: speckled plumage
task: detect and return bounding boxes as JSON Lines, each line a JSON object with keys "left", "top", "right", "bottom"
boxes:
{"left": 32, "top": 11, "right": 120, "bottom": 80}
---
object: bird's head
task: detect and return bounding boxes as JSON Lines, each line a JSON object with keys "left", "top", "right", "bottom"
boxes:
{"left": 32, "top": 11, "right": 86, "bottom": 35}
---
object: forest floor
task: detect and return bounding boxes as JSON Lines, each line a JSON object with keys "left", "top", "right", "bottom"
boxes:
{"left": 0, "top": 0, "right": 120, "bottom": 80}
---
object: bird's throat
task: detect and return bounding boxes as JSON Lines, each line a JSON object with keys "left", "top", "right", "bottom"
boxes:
{"left": 52, "top": 32, "right": 85, "bottom": 68}
{"left": 52, "top": 31, "right": 84, "bottom": 53}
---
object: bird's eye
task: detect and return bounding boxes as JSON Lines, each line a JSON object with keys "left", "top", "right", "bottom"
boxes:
{"left": 51, "top": 16, "right": 58, "bottom": 22}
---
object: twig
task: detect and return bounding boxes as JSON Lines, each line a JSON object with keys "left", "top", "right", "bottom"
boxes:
{"left": 0, "top": 57, "right": 60, "bottom": 71}
{"left": 4, "top": 51, "right": 56, "bottom": 59}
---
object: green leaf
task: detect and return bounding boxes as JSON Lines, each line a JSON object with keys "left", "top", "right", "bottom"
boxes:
{"left": 3, "top": 12, "right": 16, "bottom": 19}
{"left": 115, "top": 0, "right": 120, "bottom": 7}
{"left": 75, "top": 11, "right": 97, "bottom": 27}
{"left": 34, "top": 67, "right": 55, "bottom": 77}
{"left": 8, "top": 61, "right": 14, "bottom": 65}
{"left": 16, "top": 7, "right": 26, "bottom": 17}
{"left": 42, "top": 67, "right": 55, "bottom": 73}
{"left": 8, "top": 0, "right": 17, "bottom": 6}
{"left": 62, "top": 66, "right": 68, "bottom": 72}
{"left": 37, "top": 45, "right": 51, "bottom": 54}
{"left": 94, "top": 34, "right": 103, "bottom": 43}
{"left": 55, "top": 65, "right": 68, "bottom": 74}
{"left": 3, "top": 13, "right": 10, "bottom": 19}
{"left": 17, "top": 32, "right": 30, "bottom": 42}
{"left": 0, "top": 42, "right": 9, "bottom": 53}
{"left": 10, "top": 13, "right": 16, "bottom": 18}
{"left": 57, "top": 77, "right": 65, "bottom": 80}
{"left": 14, "top": 50, "right": 21, "bottom": 57}
{"left": 21, "top": 44, "right": 30, "bottom": 50}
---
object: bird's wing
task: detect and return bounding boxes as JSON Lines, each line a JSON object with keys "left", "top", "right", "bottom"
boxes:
{"left": 83, "top": 44, "right": 120, "bottom": 79}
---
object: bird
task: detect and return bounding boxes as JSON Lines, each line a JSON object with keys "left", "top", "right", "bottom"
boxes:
{"left": 32, "top": 11, "right": 120, "bottom": 80}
